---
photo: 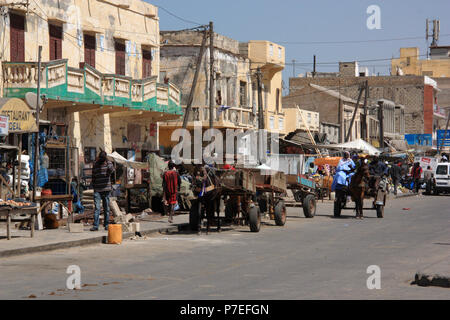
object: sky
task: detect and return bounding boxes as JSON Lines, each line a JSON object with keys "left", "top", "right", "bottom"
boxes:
{"left": 147, "top": 0, "right": 450, "bottom": 93}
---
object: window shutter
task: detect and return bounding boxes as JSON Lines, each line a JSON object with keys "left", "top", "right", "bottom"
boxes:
{"left": 142, "top": 49, "right": 152, "bottom": 78}
{"left": 115, "top": 41, "right": 126, "bottom": 75}
{"left": 84, "top": 34, "right": 96, "bottom": 68}
{"left": 49, "top": 24, "right": 62, "bottom": 60}
{"left": 10, "top": 13, "right": 25, "bottom": 62}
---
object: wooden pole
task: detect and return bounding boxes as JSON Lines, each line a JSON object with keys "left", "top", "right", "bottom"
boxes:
{"left": 297, "top": 105, "right": 321, "bottom": 156}
{"left": 32, "top": 46, "right": 42, "bottom": 202}
{"left": 17, "top": 134, "right": 22, "bottom": 197}
{"left": 345, "top": 84, "right": 364, "bottom": 142}
{"left": 183, "top": 28, "right": 208, "bottom": 129}
{"left": 209, "top": 21, "right": 215, "bottom": 129}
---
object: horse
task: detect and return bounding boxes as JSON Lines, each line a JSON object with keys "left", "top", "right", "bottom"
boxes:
{"left": 349, "top": 163, "right": 370, "bottom": 219}
{"left": 195, "top": 166, "right": 222, "bottom": 234}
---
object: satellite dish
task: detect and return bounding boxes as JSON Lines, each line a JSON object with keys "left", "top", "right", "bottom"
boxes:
{"left": 25, "top": 92, "right": 43, "bottom": 111}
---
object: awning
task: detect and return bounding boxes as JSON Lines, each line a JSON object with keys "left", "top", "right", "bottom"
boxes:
{"left": 326, "top": 139, "right": 381, "bottom": 155}
{"left": 107, "top": 151, "right": 149, "bottom": 169}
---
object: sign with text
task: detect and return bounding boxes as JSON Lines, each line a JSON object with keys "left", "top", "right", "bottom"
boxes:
{"left": 437, "top": 130, "right": 450, "bottom": 147}
{"left": 0, "top": 116, "right": 8, "bottom": 136}
{"left": 0, "top": 98, "right": 37, "bottom": 133}
{"left": 405, "top": 134, "right": 432, "bottom": 146}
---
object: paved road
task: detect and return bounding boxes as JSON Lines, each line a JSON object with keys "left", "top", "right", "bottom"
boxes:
{"left": 0, "top": 195, "right": 449, "bottom": 299}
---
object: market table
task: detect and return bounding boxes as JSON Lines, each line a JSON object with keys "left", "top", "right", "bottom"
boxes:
{"left": 35, "top": 194, "right": 73, "bottom": 221}
{"left": 0, "top": 206, "right": 38, "bottom": 240}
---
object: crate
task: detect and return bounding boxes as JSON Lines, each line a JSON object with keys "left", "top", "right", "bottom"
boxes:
{"left": 254, "top": 170, "right": 287, "bottom": 193}
{"left": 219, "top": 169, "right": 256, "bottom": 193}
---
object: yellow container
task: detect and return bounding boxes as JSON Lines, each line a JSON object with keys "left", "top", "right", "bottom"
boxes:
{"left": 108, "top": 224, "right": 122, "bottom": 244}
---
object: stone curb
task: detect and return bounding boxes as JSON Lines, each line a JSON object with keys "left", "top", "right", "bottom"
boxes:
{"left": 393, "top": 192, "right": 418, "bottom": 199}
{"left": 0, "top": 223, "right": 189, "bottom": 259}
{"left": 413, "top": 272, "right": 450, "bottom": 288}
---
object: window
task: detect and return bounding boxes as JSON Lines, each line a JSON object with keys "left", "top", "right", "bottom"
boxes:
{"left": 159, "top": 71, "right": 167, "bottom": 82}
{"left": 216, "top": 90, "right": 222, "bottom": 105}
{"left": 84, "top": 147, "right": 97, "bottom": 164}
{"left": 142, "top": 48, "right": 152, "bottom": 78}
{"left": 269, "top": 44, "right": 273, "bottom": 56}
{"left": 115, "top": 40, "right": 126, "bottom": 75}
{"left": 9, "top": 13, "right": 25, "bottom": 62}
{"left": 406, "top": 57, "right": 411, "bottom": 66}
{"left": 239, "top": 81, "right": 247, "bottom": 107}
{"left": 84, "top": 33, "right": 96, "bottom": 68}
{"left": 269, "top": 116, "right": 275, "bottom": 129}
{"left": 278, "top": 47, "right": 282, "bottom": 59}
{"left": 49, "top": 24, "right": 63, "bottom": 60}
{"left": 436, "top": 165, "right": 448, "bottom": 175}
{"left": 278, "top": 117, "right": 284, "bottom": 131}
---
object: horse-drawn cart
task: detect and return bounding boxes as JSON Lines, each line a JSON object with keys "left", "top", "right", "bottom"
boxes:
{"left": 333, "top": 171, "right": 388, "bottom": 219}
{"left": 286, "top": 174, "right": 317, "bottom": 218}
{"left": 188, "top": 166, "right": 290, "bottom": 233}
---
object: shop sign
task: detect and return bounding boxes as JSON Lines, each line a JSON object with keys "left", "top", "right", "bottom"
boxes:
{"left": 0, "top": 98, "right": 37, "bottom": 133}
{"left": 0, "top": 116, "right": 8, "bottom": 136}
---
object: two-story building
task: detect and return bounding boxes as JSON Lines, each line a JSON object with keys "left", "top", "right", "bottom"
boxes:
{"left": 158, "top": 31, "right": 286, "bottom": 157}
{"left": 0, "top": 0, "right": 182, "bottom": 168}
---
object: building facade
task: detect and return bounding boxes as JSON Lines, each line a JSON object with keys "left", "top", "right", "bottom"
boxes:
{"left": 391, "top": 47, "right": 450, "bottom": 78}
{"left": 287, "top": 73, "right": 442, "bottom": 141}
{"left": 158, "top": 32, "right": 286, "bottom": 156}
{"left": 0, "top": 0, "right": 182, "bottom": 166}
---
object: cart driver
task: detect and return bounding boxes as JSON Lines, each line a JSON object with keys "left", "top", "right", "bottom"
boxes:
{"left": 331, "top": 152, "right": 356, "bottom": 192}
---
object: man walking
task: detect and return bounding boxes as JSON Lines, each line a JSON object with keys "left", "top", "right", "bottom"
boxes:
{"left": 411, "top": 162, "right": 423, "bottom": 194}
{"left": 163, "top": 161, "right": 181, "bottom": 223}
{"left": 389, "top": 160, "right": 402, "bottom": 195}
{"left": 91, "top": 151, "right": 115, "bottom": 231}
{"left": 423, "top": 165, "right": 433, "bottom": 194}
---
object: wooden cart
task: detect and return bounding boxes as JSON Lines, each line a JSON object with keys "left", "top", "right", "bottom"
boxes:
{"left": 286, "top": 174, "right": 318, "bottom": 218}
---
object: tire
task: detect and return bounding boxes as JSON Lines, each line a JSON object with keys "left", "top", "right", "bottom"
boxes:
{"left": 293, "top": 191, "right": 302, "bottom": 202}
{"left": 189, "top": 200, "right": 200, "bottom": 231}
{"left": 274, "top": 201, "right": 287, "bottom": 226}
{"left": 302, "top": 194, "right": 316, "bottom": 218}
{"left": 248, "top": 206, "right": 261, "bottom": 232}
{"left": 376, "top": 205, "right": 384, "bottom": 218}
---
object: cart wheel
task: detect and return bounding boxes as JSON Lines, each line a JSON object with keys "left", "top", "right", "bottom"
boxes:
{"left": 274, "top": 201, "right": 287, "bottom": 226}
{"left": 303, "top": 194, "right": 316, "bottom": 218}
{"left": 248, "top": 206, "right": 261, "bottom": 232}
{"left": 189, "top": 200, "right": 200, "bottom": 231}
{"left": 376, "top": 205, "right": 384, "bottom": 218}
{"left": 293, "top": 191, "right": 302, "bottom": 202}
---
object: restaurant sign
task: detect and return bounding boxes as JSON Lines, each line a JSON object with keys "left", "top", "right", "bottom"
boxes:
{"left": 0, "top": 98, "right": 38, "bottom": 133}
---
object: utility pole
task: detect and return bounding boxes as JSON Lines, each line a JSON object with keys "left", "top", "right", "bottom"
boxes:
{"left": 292, "top": 59, "right": 296, "bottom": 77}
{"left": 183, "top": 28, "right": 208, "bottom": 129}
{"left": 345, "top": 84, "right": 364, "bottom": 142}
{"left": 438, "top": 109, "right": 450, "bottom": 155}
{"left": 378, "top": 100, "right": 384, "bottom": 149}
{"left": 209, "top": 21, "right": 214, "bottom": 129}
{"left": 312, "top": 55, "right": 316, "bottom": 78}
{"left": 32, "top": 45, "right": 42, "bottom": 202}
{"left": 256, "top": 67, "right": 264, "bottom": 130}
{"left": 362, "top": 80, "right": 369, "bottom": 140}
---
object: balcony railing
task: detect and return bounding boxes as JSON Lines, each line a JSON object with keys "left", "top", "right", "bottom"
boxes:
{"left": 176, "top": 106, "right": 257, "bottom": 128}
{"left": 2, "top": 59, "right": 182, "bottom": 115}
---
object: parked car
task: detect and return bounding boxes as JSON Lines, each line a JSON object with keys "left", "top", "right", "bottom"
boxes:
{"left": 431, "top": 162, "right": 450, "bottom": 194}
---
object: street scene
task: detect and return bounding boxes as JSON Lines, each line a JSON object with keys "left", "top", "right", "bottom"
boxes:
{"left": 0, "top": 0, "right": 449, "bottom": 304}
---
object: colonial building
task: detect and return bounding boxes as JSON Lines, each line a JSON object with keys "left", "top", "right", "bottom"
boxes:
{"left": 158, "top": 31, "right": 286, "bottom": 156}
{"left": 0, "top": 0, "right": 182, "bottom": 167}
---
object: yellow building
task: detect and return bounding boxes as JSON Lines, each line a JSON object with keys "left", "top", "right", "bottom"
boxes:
{"left": 391, "top": 47, "right": 450, "bottom": 77}
{"left": 284, "top": 108, "right": 320, "bottom": 134}
{"left": 241, "top": 40, "right": 286, "bottom": 135}
{"left": 0, "top": 0, "right": 182, "bottom": 166}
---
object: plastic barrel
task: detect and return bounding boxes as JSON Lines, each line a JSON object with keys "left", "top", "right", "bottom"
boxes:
{"left": 108, "top": 224, "right": 122, "bottom": 244}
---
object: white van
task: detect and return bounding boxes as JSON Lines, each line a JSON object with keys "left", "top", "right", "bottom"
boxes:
{"left": 433, "top": 162, "right": 450, "bottom": 194}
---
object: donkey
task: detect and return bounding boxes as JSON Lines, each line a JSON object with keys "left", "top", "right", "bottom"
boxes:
{"left": 349, "top": 163, "right": 370, "bottom": 219}
{"left": 199, "top": 167, "right": 222, "bottom": 234}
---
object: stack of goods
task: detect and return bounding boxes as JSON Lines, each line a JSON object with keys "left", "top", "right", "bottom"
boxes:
{"left": 81, "top": 189, "right": 95, "bottom": 210}
{"left": 19, "top": 155, "right": 31, "bottom": 195}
